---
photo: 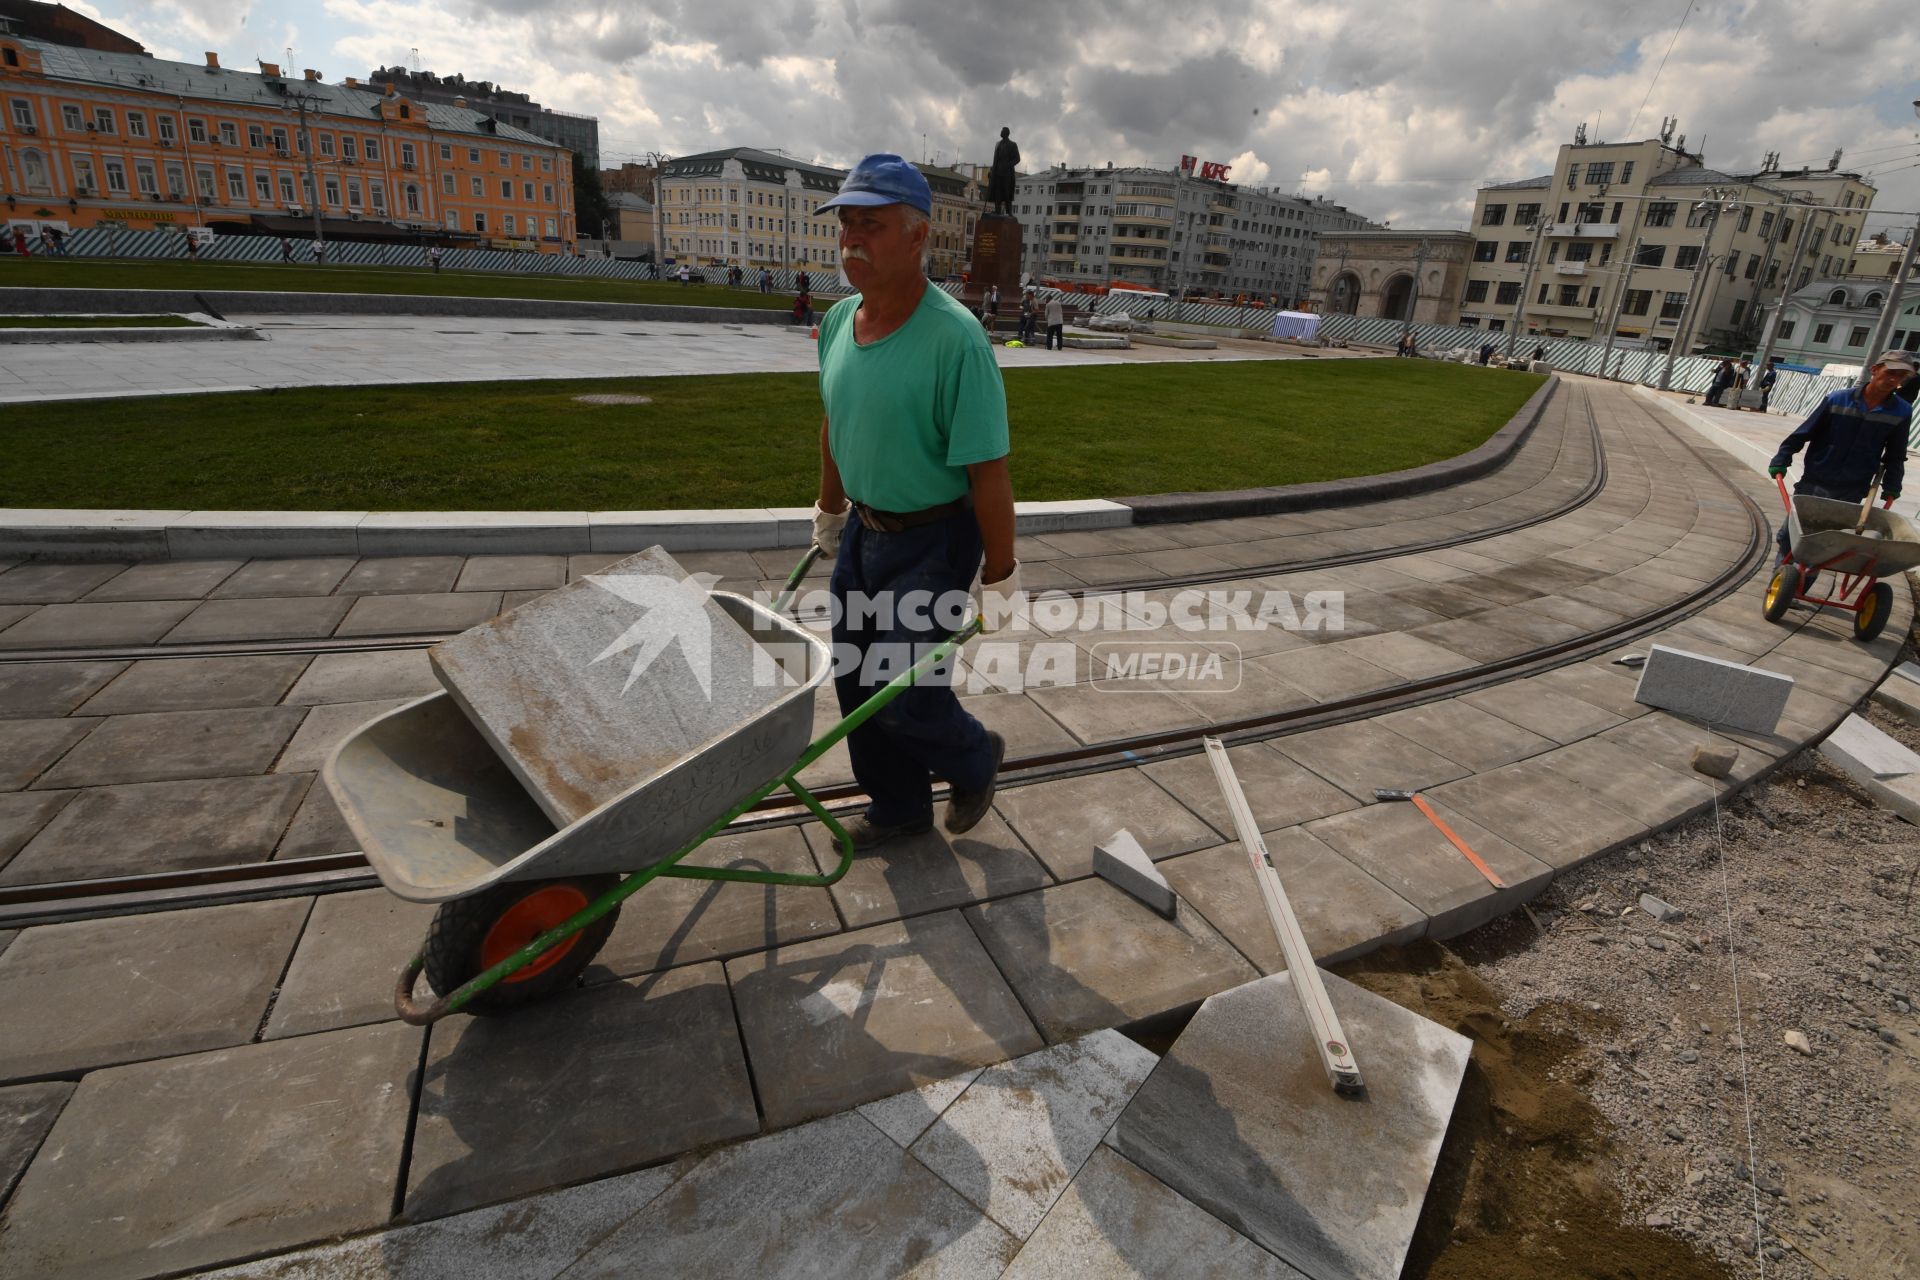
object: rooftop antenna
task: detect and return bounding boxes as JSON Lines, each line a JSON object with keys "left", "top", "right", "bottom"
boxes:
{"left": 1828, "top": 147, "right": 1842, "bottom": 171}
{"left": 1660, "top": 116, "right": 1676, "bottom": 145}
{"left": 410, "top": 46, "right": 421, "bottom": 73}
{"left": 1573, "top": 122, "right": 1587, "bottom": 146}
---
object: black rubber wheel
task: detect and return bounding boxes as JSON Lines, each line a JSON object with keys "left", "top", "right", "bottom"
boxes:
{"left": 1762, "top": 562, "right": 1801, "bottom": 623}
{"left": 423, "top": 875, "right": 621, "bottom": 1016}
{"left": 1855, "top": 582, "right": 1895, "bottom": 642}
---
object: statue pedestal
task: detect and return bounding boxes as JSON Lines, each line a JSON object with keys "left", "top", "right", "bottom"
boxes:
{"left": 964, "top": 212, "right": 1024, "bottom": 312}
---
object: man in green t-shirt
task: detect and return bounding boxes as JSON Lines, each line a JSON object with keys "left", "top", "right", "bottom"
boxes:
{"left": 809, "top": 154, "right": 1025, "bottom": 849}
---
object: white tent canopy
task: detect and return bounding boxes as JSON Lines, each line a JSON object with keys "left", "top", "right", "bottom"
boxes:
{"left": 1270, "top": 311, "right": 1321, "bottom": 341}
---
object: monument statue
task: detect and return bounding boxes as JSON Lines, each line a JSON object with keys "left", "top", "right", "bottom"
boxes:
{"left": 987, "top": 126, "right": 1019, "bottom": 216}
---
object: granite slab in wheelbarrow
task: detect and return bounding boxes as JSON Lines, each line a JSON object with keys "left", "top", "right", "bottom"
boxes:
{"left": 429, "top": 546, "right": 787, "bottom": 826}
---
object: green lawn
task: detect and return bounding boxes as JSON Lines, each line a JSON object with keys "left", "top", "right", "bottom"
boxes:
{"left": 0, "top": 360, "right": 1543, "bottom": 510}
{"left": 0, "top": 314, "right": 199, "bottom": 328}
{"left": 0, "top": 257, "right": 795, "bottom": 311}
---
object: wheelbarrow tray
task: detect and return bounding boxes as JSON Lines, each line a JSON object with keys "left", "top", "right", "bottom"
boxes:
{"left": 1786, "top": 496, "right": 1920, "bottom": 577}
{"left": 322, "top": 592, "right": 831, "bottom": 903}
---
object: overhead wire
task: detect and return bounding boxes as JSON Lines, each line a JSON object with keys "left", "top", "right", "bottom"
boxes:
{"left": 1623, "top": 0, "right": 1697, "bottom": 139}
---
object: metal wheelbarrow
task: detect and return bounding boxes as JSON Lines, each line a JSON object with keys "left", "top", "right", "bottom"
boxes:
{"left": 1762, "top": 475, "right": 1920, "bottom": 642}
{"left": 322, "top": 548, "right": 980, "bottom": 1024}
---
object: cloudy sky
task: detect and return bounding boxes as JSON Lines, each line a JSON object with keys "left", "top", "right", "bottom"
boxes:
{"left": 78, "top": 0, "right": 1920, "bottom": 234}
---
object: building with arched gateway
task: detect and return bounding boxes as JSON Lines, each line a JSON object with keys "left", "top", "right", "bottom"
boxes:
{"left": 1307, "top": 230, "right": 1473, "bottom": 325}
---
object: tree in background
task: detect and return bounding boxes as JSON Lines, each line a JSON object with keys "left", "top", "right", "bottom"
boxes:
{"left": 572, "top": 154, "right": 613, "bottom": 239}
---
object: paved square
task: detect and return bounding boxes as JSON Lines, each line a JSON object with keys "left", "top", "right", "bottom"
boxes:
{"left": 727, "top": 911, "right": 1043, "bottom": 1128}
{"left": 0, "top": 898, "right": 309, "bottom": 1080}
{"left": 336, "top": 591, "right": 505, "bottom": 637}
{"left": 801, "top": 812, "right": 1052, "bottom": 929}
{"left": 0, "top": 718, "right": 95, "bottom": 791}
{"left": 0, "top": 1021, "right": 419, "bottom": 1280}
{"left": 0, "top": 1081, "right": 73, "bottom": 1204}
{"left": 0, "top": 600, "right": 198, "bottom": 649}
{"left": 0, "top": 660, "right": 126, "bottom": 718}
{"left": 341, "top": 556, "right": 466, "bottom": 595}
{"left": 966, "top": 877, "right": 1258, "bottom": 1042}
{"left": 284, "top": 649, "right": 438, "bottom": 704}
{"left": 991, "top": 770, "right": 1217, "bottom": 880}
{"left": 75, "top": 654, "right": 310, "bottom": 716}
{"left": 0, "top": 563, "right": 126, "bottom": 604}
{"left": 406, "top": 962, "right": 757, "bottom": 1220}
{"left": 1109, "top": 971, "right": 1471, "bottom": 1280}
{"left": 163, "top": 595, "right": 354, "bottom": 643}
{"left": 0, "top": 791, "right": 75, "bottom": 872}
{"left": 1143, "top": 741, "right": 1360, "bottom": 836}
{"left": 1, "top": 774, "right": 309, "bottom": 884}
{"left": 209, "top": 557, "right": 355, "bottom": 599}
{"left": 263, "top": 888, "right": 437, "bottom": 1039}
{"left": 33, "top": 706, "right": 305, "bottom": 788}
{"left": 82, "top": 560, "right": 243, "bottom": 602}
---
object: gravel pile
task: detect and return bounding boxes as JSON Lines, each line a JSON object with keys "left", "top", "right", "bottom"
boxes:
{"left": 1463, "top": 702, "right": 1920, "bottom": 1279}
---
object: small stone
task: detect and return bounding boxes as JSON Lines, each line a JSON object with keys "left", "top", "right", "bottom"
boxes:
{"left": 1785, "top": 1030, "right": 1813, "bottom": 1055}
{"left": 1765, "top": 1246, "right": 1787, "bottom": 1262}
{"left": 1691, "top": 744, "right": 1738, "bottom": 778}
{"left": 1688, "top": 983, "right": 1702, "bottom": 993}
{"left": 1699, "top": 1022, "right": 1712, "bottom": 1035}
{"left": 1647, "top": 937, "right": 1668, "bottom": 952}
{"left": 1646, "top": 1212, "right": 1674, "bottom": 1229}
{"left": 1676, "top": 1049, "right": 1699, "bottom": 1063}
{"left": 1686, "top": 1169, "right": 1706, "bottom": 1186}
{"left": 1877, "top": 1028, "right": 1899, "bottom": 1045}
{"left": 1664, "top": 1126, "right": 1685, "bottom": 1141}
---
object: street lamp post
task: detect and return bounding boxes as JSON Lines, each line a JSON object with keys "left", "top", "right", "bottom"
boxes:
{"left": 1658, "top": 188, "right": 1738, "bottom": 391}
{"left": 1399, "top": 237, "right": 1430, "bottom": 344}
{"left": 1751, "top": 196, "right": 1829, "bottom": 375}
{"left": 1504, "top": 215, "right": 1549, "bottom": 359}
{"left": 1597, "top": 238, "right": 1643, "bottom": 381}
{"left": 1855, "top": 217, "right": 1920, "bottom": 385}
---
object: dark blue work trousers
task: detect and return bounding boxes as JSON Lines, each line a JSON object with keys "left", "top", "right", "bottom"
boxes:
{"left": 830, "top": 511, "right": 995, "bottom": 826}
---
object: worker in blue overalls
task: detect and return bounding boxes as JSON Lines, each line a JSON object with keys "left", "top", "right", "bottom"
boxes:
{"left": 1768, "top": 349, "right": 1914, "bottom": 575}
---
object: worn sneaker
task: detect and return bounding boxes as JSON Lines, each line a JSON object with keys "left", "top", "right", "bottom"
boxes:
{"left": 944, "top": 732, "right": 1008, "bottom": 834}
{"left": 841, "top": 812, "right": 933, "bottom": 851}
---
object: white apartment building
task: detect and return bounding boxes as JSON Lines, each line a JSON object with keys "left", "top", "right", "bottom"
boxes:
{"left": 1457, "top": 135, "right": 1874, "bottom": 353}
{"left": 655, "top": 147, "right": 847, "bottom": 271}
{"left": 1010, "top": 162, "right": 1372, "bottom": 302}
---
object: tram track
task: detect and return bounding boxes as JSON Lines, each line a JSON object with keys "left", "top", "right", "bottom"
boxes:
{"left": 0, "top": 389, "right": 1774, "bottom": 928}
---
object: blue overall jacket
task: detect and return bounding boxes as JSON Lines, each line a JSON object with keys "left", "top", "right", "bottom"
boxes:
{"left": 1768, "top": 388, "right": 1910, "bottom": 501}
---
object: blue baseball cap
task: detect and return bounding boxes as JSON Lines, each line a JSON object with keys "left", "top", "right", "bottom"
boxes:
{"left": 819, "top": 154, "right": 932, "bottom": 216}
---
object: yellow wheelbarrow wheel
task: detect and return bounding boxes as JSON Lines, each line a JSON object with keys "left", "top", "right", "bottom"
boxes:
{"left": 1854, "top": 581, "right": 1894, "bottom": 643}
{"left": 1761, "top": 563, "right": 1801, "bottom": 623}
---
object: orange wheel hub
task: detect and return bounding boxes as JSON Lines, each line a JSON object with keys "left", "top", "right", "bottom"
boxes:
{"left": 481, "top": 885, "right": 591, "bottom": 982}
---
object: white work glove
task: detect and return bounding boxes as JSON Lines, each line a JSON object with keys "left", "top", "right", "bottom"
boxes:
{"left": 974, "top": 562, "right": 1026, "bottom": 634}
{"left": 812, "top": 502, "right": 849, "bottom": 557}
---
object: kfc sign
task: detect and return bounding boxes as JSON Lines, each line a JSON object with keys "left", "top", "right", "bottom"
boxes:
{"left": 1179, "top": 154, "right": 1233, "bottom": 181}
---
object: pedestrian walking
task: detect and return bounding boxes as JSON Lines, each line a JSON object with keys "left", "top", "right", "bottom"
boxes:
{"left": 11, "top": 226, "right": 30, "bottom": 257}
{"left": 796, "top": 268, "right": 811, "bottom": 295}
{"left": 808, "top": 153, "right": 1018, "bottom": 849}
{"left": 1478, "top": 341, "right": 1495, "bottom": 365}
{"left": 1769, "top": 349, "right": 1914, "bottom": 565}
{"left": 428, "top": 246, "right": 443, "bottom": 273}
{"left": 43, "top": 226, "right": 65, "bottom": 255}
{"left": 1045, "top": 293, "right": 1064, "bottom": 350}
{"left": 1017, "top": 290, "right": 1036, "bottom": 344}
{"left": 279, "top": 236, "right": 293, "bottom": 264}
{"left": 1395, "top": 333, "right": 1411, "bottom": 358}
{"left": 792, "top": 288, "right": 813, "bottom": 327}
{"left": 311, "top": 238, "right": 327, "bottom": 265}
{"left": 1754, "top": 357, "right": 1780, "bottom": 412}
{"left": 760, "top": 267, "right": 772, "bottom": 293}
{"left": 678, "top": 263, "right": 690, "bottom": 286}
{"left": 1705, "top": 359, "right": 1735, "bottom": 408}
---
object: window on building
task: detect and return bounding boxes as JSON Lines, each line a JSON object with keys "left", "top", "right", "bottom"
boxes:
{"left": 134, "top": 160, "right": 157, "bottom": 195}
{"left": 225, "top": 168, "right": 246, "bottom": 200}
{"left": 1779, "top": 319, "right": 1796, "bottom": 340}
{"left": 85, "top": 106, "right": 112, "bottom": 133}
{"left": 1473, "top": 240, "right": 1497, "bottom": 263}
{"left": 1585, "top": 161, "right": 1614, "bottom": 185}
{"left": 1588, "top": 286, "right": 1601, "bottom": 307}
{"left": 405, "top": 183, "right": 421, "bottom": 213}
{"left": 1737, "top": 207, "right": 1752, "bottom": 233}
{"left": 504, "top": 214, "right": 516, "bottom": 235}
{"left": 1558, "top": 283, "right": 1582, "bottom": 306}
{"left": 195, "top": 165, "right": 216, "bottom": 201}
{"left": 254, "top": 171, "right": 272, "bottom": 201}
{"left": 1634, "top": 243, "right": 1666, "bottom": 268}
{"left": 278, "top": 173, "right": 295, "bottom": 203}
{"left": 1821, "top": 255, "right": 1832, "bottom": 275}
{"left": 445, "top": 209, "right": 460, "bottom": 229}
{"left": 1660, "top": 291, "right": 1687, "bottom": 320}
{"left": 1622, "top": 289, "right": 1651, "bottom": 316}
{"left": 522, "top": 181, "right": 534, "bottom": 200}
{"left": 501, "top": 179, "right": 512, "bottom": 198}
{"left": 318, "top": 132, "right": 334, "bottom": 158}
{"left": 542, "top": 156, "right": 552, "bottom": 172}
{"left": 545, "top": 216, "right": 557, "bottom": 237}
{"left": 469, "top": 176, "right": 482, "bottom": 197}
{"left": 1537, "top": 282, "right": 1551, "bottom": 303}
{"left": 347, "top": 179, "right": 362, "bottom": 206}
{"left": 1565, "top": 242, "right": 1592, "bottom": 263}
{"left": 442, "top": 173, "right": 454, "bottom": 194}
{"left": 474, "top": 212, "right": 487, "bottom": 232}
{"left": 1813, "top": 322, "right": 1834, "bottom": 344}
{"left": 1482, "top": 204, "right": 1507, "bottom": 226}
{"left": 125, "top": 111, "right": 149, "bottom": 139}
{"left": 104, "top": 159, "right": 127, "bottom": 192}
{"left": 186, "top": 117, "right": 206, "bottom": 143}
{"left": 1565, "top": 168, "right": 1577, "bottom": 188}
{"left": 1722, "top": 250, "right": 1740, "bottom": 276}
{"left": 1620, "top": 162, "right": 1635, "bottom": 184}
{"left": 1645, "top": 201, "right": 1676, "bottom": 228}
{"left": 60, "top": 103, "right": 82, "bottom": 130}
{"left": 1675, "top": 245, "right": 1701, "bottom": 270}
{"left": 543, "top": 183, "right": 554, "bottom": 203}
{"left": 364, "top": 137, "right": 380, "bottom": 161}
{"left": 1744, "top": 255, "right": 1759, "bottom": 280}
{"left": 270, "top": 126, "right": 287, "bottom": 153}
{"left": 370, "top": 181, "right": 386, "bottom": 211}
{"left": 217, "top": 121, "right": 236, "bottom": 146}
{"left": 1757, "top": 210, "right": 1774, "bottom": 239}
{"left": 522, "top": 154, "right": 532, "bottom": 170}
{"left": 401, "top": 143, "right": 417, "bottom": 168}
{"left": 72, "top": 157, "right": 95, "bottom": 192}
{"left": 1848, "top": 325, "right": 1871, "bottom": 347}
{"left": 324, "top": 176, "right": 340, "bottom": 205}
{"left": 1505, "top": 241, "right": 1530, "bottom": 263}
{"left": 1731, "top": 300, "right": 1747, "bottom": 326}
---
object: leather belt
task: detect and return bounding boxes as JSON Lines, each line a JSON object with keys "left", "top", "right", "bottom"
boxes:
{"left": 853, "top": 493, "right": 972, "bottom": 533}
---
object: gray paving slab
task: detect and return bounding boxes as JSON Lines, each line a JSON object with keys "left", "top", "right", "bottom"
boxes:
{"left": 1306, "top": 796, "right": 1554, "bottom": 939}
{"left": 76, "top": 654, "right": 311, "bottom": 716}
{"left": 1157, "top": 833, "right": 1426, "bottom": 972}
{"left": 727, "top": 911, "right": 1044, "bottom": 1129}
{"left": 32, "top": 705, "right": 305, "bottom": 789}
{"left": 407, "top": 961, "right": 757, "bottom": 1220}
{"left": 1142, "top": 742, "right": 1361, "bottom": 837}
{"left": 960, "top": 691, "right": 1088, "bottom": 760}
{"left": 1108, "top": 970, "right": 1471, "bottom": 1280}
{"left": 0, "top": 562, "right": 127, "bottom": 604}
{"left": 1271, "top": 719, "right": 1472, "bottom": 802}
{"left": 0, "top": 1021, "right": 419, "bottom": 1280}
{"left": 858, "top": 1067, "right": 984, "bottom": 1149}
{"left": 909, "top": 1029, "right": 1159, "bottom": 1240}
{"left": 1002, "top": 1145, "right": 1305, "bottom": 1279}
{"left": 429, "top": 546, "right": 780, "bottom": 826}
{"left": 1249, "top": 645, "right": 1405, "bottom": 701}
{"left": 0, "top": 717, "right": 94, "bottom": 791}
{"left": 263, "top": 888, "right": 436, "bottom": 1040}
{"left": 274, "top": 778, "right": 356, "bottom": 857}
{"left": 991, "top": 770, "right": 1216, "bottom": 881}
{"left": 453, "top": 554, "right": 569, "bottom": 592}
{"left": 965, "top": 876, "right": 1259, "bottom": 1043}
{"left": 502, "top": 587, "right": 553, "bottom": 612}
{"left": 801, "top": 811, "right": 1052, "bottom": 930}
{"left": 163, "top": 594, "right": 355, "bottom": 643}
{"left": 0, "top": 1080, "right": 73, "bottom": 1206}
{"left": 1378, "top": 698, "right": 1557, "bottom": 771}
{"left": 285, "top": 648, "right": 438, "bottom": 704}
{"left": 567, "top": 552, "right": 622, "bottom": 580}
{"left": 1026, "top": 680, "right": 1220, "bottom": 744}
{"left": 1334, "top": 629, "right": 1476, "bottom": 679}
{"left": 0, "top": 599, "right": 199, "bottom": 649}
{"left": 587, "top": 825, "right": 841, "bottom": 979}
{"left": 1, "top": 773, "right": 309, "bottom": 884}
{"left": 208, "top": 557, "right": 356, "bottom": 599}
{"left": 1533, "top": 737, "right": 1722, "bottom": 830}
{"left": 0, "top": 791, "right": 74, "bottom": 873}
{"left": 82, "top": 559, "right": 243, "bottom": 602}
{"left": 1462, "top": 676, "right": 1629, "bottom": 743}
{"left": 340, "top": 556, "right": 466, "bottom": 595}
{"left": 0, "top": 659, "right": 126, "bottom": 718}
{"left": 1633, "top": 642, "right": 1793, "bottom": 734}
{"left": 0, "top": 604, "right": 34, "bottom": 636}
{"left": 196, "top": 1158, "right": 690, "bottom": 1280}
{"left": 0, "top": 897, "right": 310, "bottom": 1081}
{"left": 1543, "top": 659, "right": 1656, "bottom": 720}
{"left": 273, "top": 698, "right": 414, "bottom": 773}
{"left": 336, "top": 590, "right": 506, "bottom": 637}
{"left": 1422, "top": 758, "right": 1645, "bottom": 871}
{"left": 563, "top": 1111, "right": 1018, "bottom": 1279}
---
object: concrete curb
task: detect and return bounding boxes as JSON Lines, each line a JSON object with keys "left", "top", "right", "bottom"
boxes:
{"left": 0, "top": 287, "right": 792, "bottom": 326}
{"left": 0, "top": 500, "right": 1135, "bottom": 562}
{"left": 1119, "top": 374, "right": 1560, "bottom": 523}
{"left": 0, "top": 313, "right": 261, "bottom": 344}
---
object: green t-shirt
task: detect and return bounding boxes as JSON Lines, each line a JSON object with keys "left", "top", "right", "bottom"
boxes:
{"left": 818, "top": 283, "right": 1010, "bottom": 512}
